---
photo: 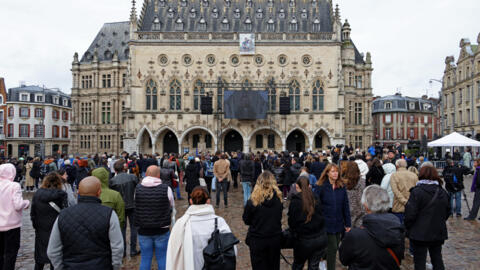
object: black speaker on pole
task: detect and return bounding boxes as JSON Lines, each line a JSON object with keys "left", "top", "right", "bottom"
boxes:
{"left": 279, "top": 97, "right": 291, "bottom": 115}
{"left": 201, "top": 96, "right": 213, "bottom": 114}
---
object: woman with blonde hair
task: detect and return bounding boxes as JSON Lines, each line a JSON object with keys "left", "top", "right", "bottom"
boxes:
{"left": 242, "top": 171, "right": 283, "bottom": 270}
{"left": 314, "top": 164, "right": 351, "bottom": 270}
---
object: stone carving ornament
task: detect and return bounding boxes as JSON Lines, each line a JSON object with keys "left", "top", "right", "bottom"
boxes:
{"left": 278, "top": 54, "right": 288, "bottom": 66}
{"left": 182, "top": 54, "right": 193, "bottom": 66}
{"left": 158, "top": 54, "right": 169, "bottom": 66}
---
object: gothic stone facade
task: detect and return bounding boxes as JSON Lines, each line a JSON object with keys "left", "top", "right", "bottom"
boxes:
{"left": 442, "top": 34, "right": 480, "bottom": 139}
{"left": 71, "top": 0, "right": 374, "bottom": 155}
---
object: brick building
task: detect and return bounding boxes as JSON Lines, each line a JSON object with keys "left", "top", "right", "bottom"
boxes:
{"left": 372, "top": 93, "right": 440, "bottom": 149}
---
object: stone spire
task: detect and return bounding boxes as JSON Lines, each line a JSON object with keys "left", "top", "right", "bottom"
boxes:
{"left": 334, "top": 4, "right": 340, "bottom": 21}
{"left": 130, "top": 0, "right": 137, "bottom": 22}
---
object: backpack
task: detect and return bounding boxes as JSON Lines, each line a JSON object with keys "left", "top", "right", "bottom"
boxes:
{"left": 203, "top": 218, "right": 239, "bottom": 270}
{"left": 205, "top": 161, "right": 214, "bottom": 177}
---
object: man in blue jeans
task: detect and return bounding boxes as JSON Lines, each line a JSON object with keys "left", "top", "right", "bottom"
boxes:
{"left": 443, "top": 159, "right": 471, "bottom": 217}
{"left": 134, "top": 165, "right": 175, "bottom": 270}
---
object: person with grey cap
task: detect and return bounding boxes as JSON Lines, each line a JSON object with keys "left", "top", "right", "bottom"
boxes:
{"left": 339, "top": 185, "right": 405, "bottom": 269}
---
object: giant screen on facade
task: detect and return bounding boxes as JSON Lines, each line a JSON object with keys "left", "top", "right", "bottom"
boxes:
{"left": 224, "top": 90, "right": 268, "bottom": 119}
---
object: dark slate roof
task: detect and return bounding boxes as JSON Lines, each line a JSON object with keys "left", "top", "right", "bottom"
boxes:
{"left": 7, "top": 85, "right": 71, "bottom": 107}
{"left": 81, "top": 22, "right": 130, "bottom": 63}
{"left": 372, "top": 95, "right": 437, "bottom": 114}
{"left": 352, "top": 42, "right": 365, "bottom": 64}
{"left": 138, "top": 0, "right": 333, "bottom": 33}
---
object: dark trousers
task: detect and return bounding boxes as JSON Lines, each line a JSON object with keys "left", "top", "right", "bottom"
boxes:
{"left": 121, "top": 208, "right": 138, "bottom": 255}
{"left": 0, "top": 227, "right": 21, "bottom": 270}
{"left": 326, "top": 233, "right": 341, "bottom": 270}
{"left": 231, "top": 170, "right": 239, "bottom": 188}
{"left": 216, "top": 180, "right": 228, "bottom": 206}
{"left": 248, "top": 236, "right": 281, "bottom": 270}
{"left": 467, "top": 189, "right": 480, "bottom": 218}
{"left": 204, "top": 176, "right": 213, "bottom": 195}
{"left": 34, "top": 263, "right": 54, "bottom": 270}
{"left": 292, "top": 236, "right": 326, "bottom": 270}
{"left": 411, "top": 240, "right": 445, "bottom": 270}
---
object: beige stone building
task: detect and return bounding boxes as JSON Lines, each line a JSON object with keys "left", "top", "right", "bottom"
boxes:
{"left": 71, "top": 0, "right": 374, "bottom": 155}
{"left": 442, "top": 34, "right": 480, "bottom": 139}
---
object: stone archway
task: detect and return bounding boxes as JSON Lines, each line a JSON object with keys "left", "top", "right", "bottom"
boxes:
{"left": 155, "top": 129, "right": 179, "bottom": 154}
{"left": 223, "top": 130, "right": 244, "bottom": 153}
{"left": 248, "top": 128, "right": 283, "bottom": 151}
{"left": 313, "top": 129, "right": 331, "bottom": 150}
{"left": 138, "top": 129, "right": 153, "bottom": 154}
{"left": 286, "top": 129, "right": 307, "bottom": 152}
{"left": 179, "top": 127, "right": 217, "bottom": 154}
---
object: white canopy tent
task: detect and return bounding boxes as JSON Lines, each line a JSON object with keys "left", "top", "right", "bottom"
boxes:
{"left": 427, "top": 132, "right": 480, "bottom": 147}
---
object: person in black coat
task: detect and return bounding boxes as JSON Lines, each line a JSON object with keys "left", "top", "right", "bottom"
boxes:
{"left": 442, "top": 159, "right": 471, "bottom": 217}
{"left": 271, "top": 159, "right": 285, "bottom": 187}
{"left": 288, "top": 176, "right": 327, "bottom": 270}
{"left": 31, "top": 157, "right": 43, "bottom": 189}
{"left": 339, "top": 185, "right": 405, "bottom": 270}
{"left": 365, "top": 158, "right": 385, "bottom": 186}
{"left": 310, "top": 156, "right": 326, "bottom": 180}
{"left": 30, "top": 173, "right": 68, "bottom": 270}
{"left": 242, "top": 171, "right": 283, "bottom": 270}
{"left": 405, "top": 166, "right": 450, "bottom": 270}
{"left": 184, "top": 157, "right": 201, "bottom": 202}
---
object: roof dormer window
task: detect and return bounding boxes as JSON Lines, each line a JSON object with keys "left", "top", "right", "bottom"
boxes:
{"left": 267, "top": 0, "right": 274, "bottom": 7}
{"left": 159, "top": 0, "right": 166, "bottom": 7}
{"left": 212, "top": 7, "right": 219, "bottom": 18}
{"left": 53, "top": 96, "right": 59, "bottom": 105}
{"left": 234, "top": 8, "right": 241, "bottom": 19}
{"left": 289, "top": 0, "right": 295, "bottom": 7}
{"left": 289, "top": 17, "right": 298, "bottom": 31}
{"left": 21, "top": 93, "right": 29, "bottom": 102}
{"left": 246, "top": 0, "right": 253, "bottom": 7}
{"left": 301, "top": 9, "right": 308, "bottom": 19}
{"left": 313, "top": 18, "right": 320, "bottom": 32}
{"left": 198, "top": 17, "right": 207, "bottom": 31}
{"left": 221, "top": 17, "right": 230, "bottom": 31}
{"left": 63, "top": 99, "right": 68, "bottom": 107}
{"left": 385, "top": 102, "right": 392, "bottom": 109}
{"left": 190, "top": 8, "right": 196, "bottom": 18}
{"left": 256, "top": 8, "right": 263, "bottom": 19}
{"left": 278, "top": 9, "right": 285, "bottom": 19}
{"left": 180, "top": 0, "right": 187, "bottom": 7}
{"left": 225, "top": 0, "right": 231, "bottom": 7}
{"left": 104, "top": 50, "right": 112, "bottom": 60}
{"left": 244, "top": 17, "right": 252, "bottom": 31}
{"left": 167, "top": 7, "right": 175, "bottom": 18}
{"left": 152, "top": 17, "right": 161, "bottom": 30}
{"left": 175, "top": 18, "right": 184, "bottom": 31}
{"left": 409, "top": 102, "right": 415, "bottom": 110}
{"left": 202, "top": 0, "right": 209, "bottom": 7}
{"left": 267, "top": 18, "right": 275, "bottom": 31}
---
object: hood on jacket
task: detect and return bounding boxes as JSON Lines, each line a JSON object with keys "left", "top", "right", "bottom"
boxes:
{"left": 355, "top": 160, "right": 369, "bottom": 179}
{"left": 35, "top": 188, "right": 66, "bottom": 203}
{"left": 92, "top": 167, "right": 110, "bottom": 188}
{"left": 382, "top": 163, "right": 396, "bottom": 175}
{"left": 363, "top": 213, "right": 404, "bottom": 248}
{"left": 0, "top": 163, "right": 16, "bottom": 182}
{"left": 141, "top": 176, "right": 162, "bottom": 187}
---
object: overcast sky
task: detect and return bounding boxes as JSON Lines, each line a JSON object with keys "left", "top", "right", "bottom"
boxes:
{"left": 0, "top": 0, "right": 478, "bottom": 98}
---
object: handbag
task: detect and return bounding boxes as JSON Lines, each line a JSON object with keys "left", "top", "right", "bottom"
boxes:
{"left": 199, "top": 177, "right": 207, "bottom": 187}
{"left": 203, "top": 218, "right": 239, "bottom": 270}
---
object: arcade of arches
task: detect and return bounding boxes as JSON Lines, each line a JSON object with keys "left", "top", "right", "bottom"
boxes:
{"left": 137, "top": 127, "right": 332, "bottom": 154}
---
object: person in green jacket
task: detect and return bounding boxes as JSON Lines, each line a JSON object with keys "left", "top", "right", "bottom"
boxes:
{"left": 92, "top": 167, "right": 125, "bottom": 228}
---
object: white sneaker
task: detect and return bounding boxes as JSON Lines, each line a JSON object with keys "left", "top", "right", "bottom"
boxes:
{"left": 426, "top": 262, "right": 433, "bottom": 269}
{"left": 319, "top": 261, "right": 327, "bottom": 270}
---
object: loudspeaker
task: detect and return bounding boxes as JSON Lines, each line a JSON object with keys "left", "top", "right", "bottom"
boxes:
{"left": 201, "top": 96, "right": 213, "bottom": 114}
{"left": 279, "top": 97, "right": 290, "bottom": 115}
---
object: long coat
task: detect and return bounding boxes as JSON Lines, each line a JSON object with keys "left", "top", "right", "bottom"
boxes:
{"left": 30, "top": 188, "right": 67, "bottom": 264}
{"left": 25, "top": 162, "right": 34, "bottom": 187}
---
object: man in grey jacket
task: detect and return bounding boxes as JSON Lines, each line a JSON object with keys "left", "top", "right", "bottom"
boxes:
{"left": 47, "top": 176, "right": 124, "bottom": 270}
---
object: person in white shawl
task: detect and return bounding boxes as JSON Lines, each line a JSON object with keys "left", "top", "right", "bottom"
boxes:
{"left": 380, "top": 163, "right": 397, "bottom": 209}
{"left": 166, "top": 186, "right": 236, "bottom": 270}
{"left": 354, "top": 156, "right": 369, "bottom": 182}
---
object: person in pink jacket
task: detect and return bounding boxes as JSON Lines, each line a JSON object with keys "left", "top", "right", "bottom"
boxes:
{"left": 0, "top": 163, "right": 30, "bottom": 270}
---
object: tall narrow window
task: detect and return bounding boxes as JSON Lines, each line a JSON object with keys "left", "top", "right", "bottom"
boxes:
{"left": 355, "top": 102, "right": 362, "bottom": 125}
{"left": 256, "top": 134, "right": 263, "bottom": 149}
{"left": 102, "top": 102, "right": 111, "bottom": 124}
{"left": 267, "top": 78, "right": 276, "bottom": 111}
{"left": 267, "top": 134, "right": 275, "bottom": 148}
{"left": 146, "top": 80, "right": 158, "bottom": 110}
{"left": 217, "top": 78, "right": 227, "bottom": 111}
{"left": 312, "top": 80, "right": 324, "bottom": 111}
{"left": 289, "top": 80, "right": 301, "bottom": 111}
{"left": 205, "top": 134, "right": 212, "bottom": 148}
{"left": 193, "top": 134, "right": 200, "bottom": 148}
{"left": 170, "top": 79, "right": 182, "bottom": 110}
{"left": 193, "top": 80, "right": 205, "bottom": 111}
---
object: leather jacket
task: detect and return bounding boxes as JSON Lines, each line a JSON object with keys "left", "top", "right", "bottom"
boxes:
{"left": 109, "top": 172, "right": 139, "bottom": 209}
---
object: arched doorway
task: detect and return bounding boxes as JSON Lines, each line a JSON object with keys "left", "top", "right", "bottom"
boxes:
{"left": 138, "top": 130, "right": 152, "bottom": 154}
{"left": 224, "top": 130, "right": 243, "bottom": 153}
{"left": 286, "top": 130, "right": 306, "bottom": 152}
{"left": 163, "top": 131, "right": 179, "bottom": 154}
{"left": 313, "top": 130, "right": 331, "bottom": 151}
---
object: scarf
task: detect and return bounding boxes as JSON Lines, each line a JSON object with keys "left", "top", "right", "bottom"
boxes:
{"left": 472, "top": 167, "right": 480, "bottom": 192}
{"left": 416, "top": 180, "right": 439, "bottom": 186}
{"left": 166, "top": 204, "right": 215, "bottom": 270}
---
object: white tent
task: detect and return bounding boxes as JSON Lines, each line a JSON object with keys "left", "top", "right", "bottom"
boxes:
{"left": 427, "top": 132, "right": 480, "bottom": 147}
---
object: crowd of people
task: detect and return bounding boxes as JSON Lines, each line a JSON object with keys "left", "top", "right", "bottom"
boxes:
{"left": 0, "top": 143, "right": 479, "bottom": 270}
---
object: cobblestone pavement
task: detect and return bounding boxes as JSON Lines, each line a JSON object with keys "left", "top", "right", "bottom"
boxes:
{"left": 15, "top": 175, "right": 480, "bottom": 270}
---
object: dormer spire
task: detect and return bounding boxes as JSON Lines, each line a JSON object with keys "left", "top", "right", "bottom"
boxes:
{"left": 130, "top": 0, "right": 137, "bottom": 22}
